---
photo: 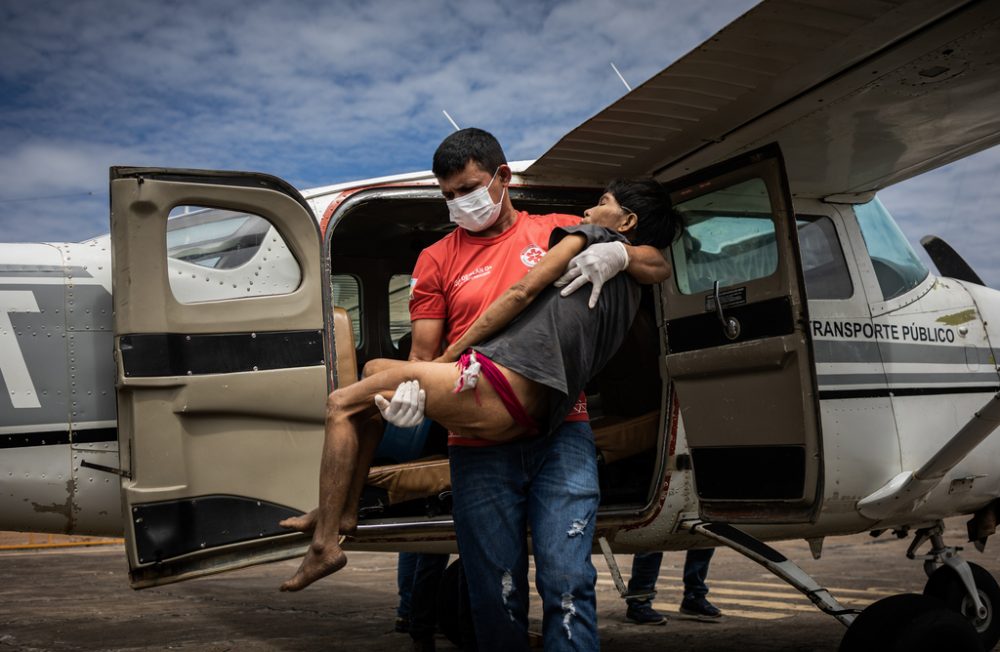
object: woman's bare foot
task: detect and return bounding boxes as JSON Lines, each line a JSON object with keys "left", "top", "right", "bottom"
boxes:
{"left": 279, "top": 509, "right": 318, "bottom": 534}
{"left": 280, "top": 542, "right": 347, "bottom": 592}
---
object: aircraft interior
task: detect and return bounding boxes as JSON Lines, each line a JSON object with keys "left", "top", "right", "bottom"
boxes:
{"left": 323, "top": 188, "right": 666, "bottom": 525}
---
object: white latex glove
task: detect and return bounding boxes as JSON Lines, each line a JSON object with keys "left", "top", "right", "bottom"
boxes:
{"left": 554, "top": 241, "right": 629, "bottom": 308}
{"left": 374, "top": 380, "right": 426, "bottom": 428}
{"left": 454, "top": 350, "right": 481, "bottom": 393}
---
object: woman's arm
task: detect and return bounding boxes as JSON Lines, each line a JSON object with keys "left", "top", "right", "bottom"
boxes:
{"left": 438, "top": 234, "right": 587, "bottom": 361}
{"left": 624, "top": 244, "right": 671, "bottom": 284}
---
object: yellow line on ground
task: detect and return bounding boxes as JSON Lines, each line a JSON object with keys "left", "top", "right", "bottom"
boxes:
{"left": 695, "top": 596, "right": 833, "bottom": 613}
{"left": 652, "top": 604, "right": 792, "bottom": 621}
{"left": 699, "top": 587, "right": 877, "bottom": 606}
{"left": 0, "top": 539, "right": 123, "bottom": 551}
{"left": 596, "top": 574, "right": 903, "bottom": 597}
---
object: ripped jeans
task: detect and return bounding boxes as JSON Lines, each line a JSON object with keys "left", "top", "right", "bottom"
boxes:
{"left": 449, "top": 421, "right": 600, "bottom": 652}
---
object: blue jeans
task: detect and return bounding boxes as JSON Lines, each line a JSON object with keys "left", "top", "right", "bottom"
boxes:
{"left": 397, "top": 552, "right": 451, "bottom": 639}
{"left": 626, "top": 548, "right": 716, "bottom": 607}
{"left": 397, "top": 552, "right": 419, "bottom": 618}
{"left": 449, "top": 421, "right": 600, "bottom": 652}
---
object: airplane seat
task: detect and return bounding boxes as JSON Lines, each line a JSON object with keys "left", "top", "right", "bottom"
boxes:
{"left": 332, "top": 306, "right": 359, "bottom": 388}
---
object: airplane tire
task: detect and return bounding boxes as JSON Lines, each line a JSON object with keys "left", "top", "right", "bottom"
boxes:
{"left": 839, "top": 593, "right": 983, "bottom": 652}
{"left": 924, "top": 562, "right": 1000, "bottom": 651}
{"left": 436, "top": 558, "right": 476, "bottom": 648}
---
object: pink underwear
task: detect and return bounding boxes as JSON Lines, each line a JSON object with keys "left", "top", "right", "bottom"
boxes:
{"left": 455, "top": 350, "right": 538, "bottom": 435}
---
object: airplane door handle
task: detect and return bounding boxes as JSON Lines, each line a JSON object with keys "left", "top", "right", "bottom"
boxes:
{"left": 713, "top": 281, "right": 741, "bottom": 340}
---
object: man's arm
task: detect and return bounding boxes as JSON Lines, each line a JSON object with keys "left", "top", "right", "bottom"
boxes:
{"left": 439, "top": 234, "right": 588, "bottom": 361}
{"left": 624, "top": 244, "right": 671, "bottom": 284}
{"left": 409, "top": 318, "right": 445, "bottom": 362}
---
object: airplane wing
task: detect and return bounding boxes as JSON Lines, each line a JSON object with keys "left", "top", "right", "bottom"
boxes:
{"left": 525, "top": 0, "right": 1000, "bottom": 199}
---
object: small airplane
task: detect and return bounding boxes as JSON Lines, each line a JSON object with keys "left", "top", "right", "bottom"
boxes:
{"left": 2, "top": 0, "right": 1000, "bottom": 648}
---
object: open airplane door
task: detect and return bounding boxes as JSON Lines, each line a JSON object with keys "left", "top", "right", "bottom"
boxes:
{"left": 110, "top": 168, "right": 328, "bottom": 588}
{"left": 662, "top": 145, "right": 821, "bottom": 524}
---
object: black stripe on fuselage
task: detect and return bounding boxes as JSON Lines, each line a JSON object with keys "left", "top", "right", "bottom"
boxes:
{"left": 819, "top": 385, "right": 1000, "bottom": 400}
{"left": 0, "top": 427, "right": 117, "bottom": 449}
{"left": 120, "top": 330, "right": 324, "bottom": 377}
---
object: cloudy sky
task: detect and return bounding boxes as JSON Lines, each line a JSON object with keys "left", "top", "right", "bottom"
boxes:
{"left": 1, "top": 0, "right": 998, "bottom": 284}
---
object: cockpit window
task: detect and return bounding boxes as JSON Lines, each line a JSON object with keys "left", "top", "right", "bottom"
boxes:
{"left": 670, "top": 178, "right": 778, "bottom": 295}
{"left": 166, "top": 206, "right": 302, "bottom": 304}
{"left": 854, "top": 198, "right": 928, "bottom": 301}
{"left": 797, "top": 216, "right": 852, "bottom": 300}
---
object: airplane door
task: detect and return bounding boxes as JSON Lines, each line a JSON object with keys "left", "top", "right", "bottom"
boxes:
{"left": 662, "top": 145, "right": 822, "bottom": 523}
{"left": 110, "top": 168, "right": 328, "bottom": 588}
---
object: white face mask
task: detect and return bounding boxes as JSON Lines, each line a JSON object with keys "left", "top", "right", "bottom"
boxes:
{"left": 446, "top": 168, "right": 506, "bottom": 232}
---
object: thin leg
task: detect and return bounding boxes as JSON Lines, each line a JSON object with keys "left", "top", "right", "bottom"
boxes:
{"left": 340, "top": 413, "right": 383, "bottom": 534}
{"left": 281, "top": 358, "right": 540, "bottom": 592}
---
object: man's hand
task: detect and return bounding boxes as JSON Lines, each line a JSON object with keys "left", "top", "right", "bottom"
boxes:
{"left": 374, "top": 380, "right": 426, "bottom": 428}
{"left": 554, "top": 241, "right": 629, "bottom": 308}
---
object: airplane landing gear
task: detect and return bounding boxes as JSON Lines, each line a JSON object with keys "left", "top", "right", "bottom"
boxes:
{"left": 906, "top": 522, "right": 1000, "bottom": 650}
{"left": 838, "top": 593, "right": 982, "bottom": 652}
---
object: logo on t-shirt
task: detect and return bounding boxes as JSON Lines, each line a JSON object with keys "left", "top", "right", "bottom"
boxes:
{"left": 520, "top": 244, "right": 545, "bottom": 268}
{"left": 452, "top": 265, "right": 493, "bottom": 290}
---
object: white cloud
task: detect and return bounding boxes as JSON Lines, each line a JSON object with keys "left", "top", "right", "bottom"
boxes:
{"left": 2, "top": 0, "right": 998, "bottom": 289}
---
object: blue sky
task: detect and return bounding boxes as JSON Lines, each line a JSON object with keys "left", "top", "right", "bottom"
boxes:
{"left": 1, "top": 0, "right": 998, "bottom": 285}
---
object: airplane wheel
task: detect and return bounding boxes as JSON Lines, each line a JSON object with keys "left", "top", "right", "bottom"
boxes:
{"left": 839, "top": 593, "right": 983, "bottom": 652}
{"left": 924, "top": 562, "right": 1000, "bottom": 651}
{"left": 436, "top": 558, "right": 475, "bottom": 648}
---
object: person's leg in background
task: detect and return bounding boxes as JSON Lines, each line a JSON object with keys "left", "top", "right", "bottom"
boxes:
{"left": 679, "top": 548, "right": 721, "bottom": 620}
{"left": 624, "top": 552, "right": 666, "bottom": 625}
{"left": 409, "top": 553, "right": 450, "bottom": 651}
{"left": 396, "top": 552, "right": 419, "bottom": 632}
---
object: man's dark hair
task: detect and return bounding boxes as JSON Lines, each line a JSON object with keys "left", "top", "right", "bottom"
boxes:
{"left": 433, "top": 128, "right": 507, "bottom": 179}
{"left": 605, "top": 178, "right": 681, "bottom": 249}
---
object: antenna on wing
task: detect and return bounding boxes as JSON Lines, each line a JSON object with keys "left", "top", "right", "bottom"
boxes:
{"left": 442, "top": 110, "right": 461, "bottom": 131}
{"left": 610, "top": 62, "right": 632, "bottom": 91}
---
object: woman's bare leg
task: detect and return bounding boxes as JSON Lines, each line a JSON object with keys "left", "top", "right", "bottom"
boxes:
{"left": 278, "top": 359, "right": 406, "bottom": 535}
{"left": 278, "top": 413, "right": 382, "bottom": 536}
{"left": 280, "top": 358, "right": 544, "bottom": 592}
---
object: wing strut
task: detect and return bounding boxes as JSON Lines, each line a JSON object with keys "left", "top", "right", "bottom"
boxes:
{"left": 858, "top": 392, "right": 1000, "bottom": 521}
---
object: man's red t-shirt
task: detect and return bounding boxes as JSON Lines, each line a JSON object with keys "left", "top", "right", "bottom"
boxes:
{"left": 409, "top": 211, "right": 589, "bottom": 446}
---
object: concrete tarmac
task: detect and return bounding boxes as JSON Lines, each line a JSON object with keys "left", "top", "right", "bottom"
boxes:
{"left": 1, "top": 521, "right": 997, "bottom": 651}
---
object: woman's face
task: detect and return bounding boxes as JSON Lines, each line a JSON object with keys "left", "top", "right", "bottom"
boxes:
{"left": 582, "top": 192, "right": 633, "bottom": 232}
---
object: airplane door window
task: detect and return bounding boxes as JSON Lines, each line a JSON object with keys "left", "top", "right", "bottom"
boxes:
{"left": 165, "top": 206, "right": 303, "bottom": 303}
{"left": 388, "top": 274, "right": 411, "bottom": 349}
{"left": 331, "top": 274, "right": 361, "bottom": 346}
{"left": 854, "top": 198, "right": 928, "bottom": 301}
{"left": 670, "top": 178, "right": 778, "bottom": 295}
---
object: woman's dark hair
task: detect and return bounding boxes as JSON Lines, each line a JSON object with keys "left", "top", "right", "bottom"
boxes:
{"left": 605, "top": 178, "right": 681, "bottom": 248}
{"left": 432, "top": 128, "right": 507, "bottom": 179}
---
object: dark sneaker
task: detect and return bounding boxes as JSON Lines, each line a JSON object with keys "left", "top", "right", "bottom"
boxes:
{"left": 678, "top": 596, "right": 722, "bottom": 621}
{"left": 394, "top": 616, "right": 410, "bottom": 633}
{"left": 626, "top": 603, "right": 667, "bottom": 625}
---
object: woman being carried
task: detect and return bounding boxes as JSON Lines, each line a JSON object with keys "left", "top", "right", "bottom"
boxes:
{"left": 280, "top": 179, "right": 680, "bottom": 591}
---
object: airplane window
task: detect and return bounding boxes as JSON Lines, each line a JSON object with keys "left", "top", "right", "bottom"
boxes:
{"left": 854, "top": 198, "right": 928, "bottom": 301}
{"left": 166, "top": 205, "right": 302, "bottom": 303}
{"left": 388, "top": 275, "right": 412, "bottom": 349}
{"left": 797, "top": 217, "right": 853, "bottom": 300}
{"left": 332, "top": 274, "right": 362, "bottom": 346}
{"left": 670, "top": 178, "right": 778, "bottom": 294}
